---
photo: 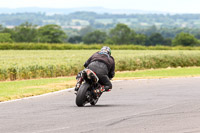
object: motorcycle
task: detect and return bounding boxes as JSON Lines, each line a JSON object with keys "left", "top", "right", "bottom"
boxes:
{"left": 75, "top": 69, "right": 103, "bottom": 107}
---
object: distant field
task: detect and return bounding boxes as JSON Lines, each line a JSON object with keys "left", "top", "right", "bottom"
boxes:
{"left": 1, "top": 50, "right": 200, "bottom": 81}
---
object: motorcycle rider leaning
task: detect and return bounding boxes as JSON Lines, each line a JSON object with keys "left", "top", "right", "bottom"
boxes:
{"left": 75, "top": 46, "right": 115, "bottom": 92}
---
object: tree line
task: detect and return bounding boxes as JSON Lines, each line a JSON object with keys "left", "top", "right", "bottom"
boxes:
{"left": 0, "top": 22, "right": 67, "bottom": 43}
{"left": 0, "top": 22, "right": 199, "bottom": 46}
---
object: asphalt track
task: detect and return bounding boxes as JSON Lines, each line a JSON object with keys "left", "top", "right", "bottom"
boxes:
{"left": 1, "top": 77, "right": 200, "bottom": 133}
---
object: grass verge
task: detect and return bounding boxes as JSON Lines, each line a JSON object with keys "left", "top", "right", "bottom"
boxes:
{"left": 0, "top": 67, "right": 200, "bottom": 102}
{"left": 115, "top": 67, "right": 200, "bottom": 79}
{"left": 0, "top": 76, "right": 75, "bottom": 102}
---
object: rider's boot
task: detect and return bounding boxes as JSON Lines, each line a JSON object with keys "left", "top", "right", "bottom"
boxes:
{"left": 104, "top": 86, "right": 111, "bottom": 92}
{"left": 94, "top": 85, "right": 111, "bottom": 93}
{"left": 93, "top": 85, "right": 111, "bottom": 97}
{"left": 94, "top": 86, "right": 104, "bottom": 93}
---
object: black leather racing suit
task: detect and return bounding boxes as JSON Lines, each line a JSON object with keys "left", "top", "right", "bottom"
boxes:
{"left": 84, "top": 52, "right": 115, "bottom": 90}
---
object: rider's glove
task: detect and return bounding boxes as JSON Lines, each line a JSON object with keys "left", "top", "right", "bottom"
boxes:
{"left": 76, "top": 72, "right": 81, "bottom": 80}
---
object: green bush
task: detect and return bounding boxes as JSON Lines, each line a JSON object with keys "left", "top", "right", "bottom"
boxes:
{"left": 0, "top": 33, "right": 13, "bottom": 43}
{"left": 173, "top": 32, "right": 199, "bottom": 46}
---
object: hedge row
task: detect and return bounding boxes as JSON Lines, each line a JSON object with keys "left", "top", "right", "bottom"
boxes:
{"left": 0, "top": 65, "right": 82, "bottom": 81}
{"left": 1, "top": 43, "right": 200, "bottom": 50}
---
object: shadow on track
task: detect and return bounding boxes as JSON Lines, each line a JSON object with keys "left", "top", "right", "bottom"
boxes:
{"left": 78, "top": 104, "right": 133, "bottom": 107}
{"left": 71, "top": 104, "right": 120, "bottom": 107}
{"left": 85, "top": 104, "right": 117, "bottom": 107}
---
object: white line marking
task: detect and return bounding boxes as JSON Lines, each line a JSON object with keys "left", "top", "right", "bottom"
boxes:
{"left": 33, "top": 127, "right": 70, "bottom": 133}
{"left": 112, "top": 80, "right": 123, "bottom": 82}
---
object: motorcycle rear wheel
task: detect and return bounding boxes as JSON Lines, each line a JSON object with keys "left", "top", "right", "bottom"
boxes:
{"left": 76, "top": 83, "right": 90, "bottom": 107}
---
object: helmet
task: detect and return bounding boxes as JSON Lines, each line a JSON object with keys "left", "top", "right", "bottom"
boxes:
{"left": 100, "top": 46, "right": 111, "bottom": 56}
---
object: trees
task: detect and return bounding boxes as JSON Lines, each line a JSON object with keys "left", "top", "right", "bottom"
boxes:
{"left": 79, "top": 26, "right": 94, "bottom": 37}
{"left": 68, "top": 36, "right": 82, "bottom": 44}
{"left": 1, "top": 23, "right": 67, "bottom": 43}
{"left": 82, "top": 30, "right": 107, "bottom": 44}
{"left": 172, "top": 32, "right": 198, "bottom": 46}
{"left": 106, "top": 24, "right": 173, "bottom": 45}
{"left": 11, "top": 24, "right": 67, "bottom": 43}
{"left": 0, "top": 21, "right": 199, "bottom": 46}
{"left": 163, "top": 38, "right": 172, "bottom": 46}
{"left": 147, "top": 33, "right": 165, "bottom": 46}
{"left": 194, "top": 32, "right": 200, "bottom": 39}
{"left": 144, "top": 25, "right": 157, "bottom": 36}
{"left": 0, "top": 33, "right": 13, "bottom": 42}
{"left": 146, "top": 33, "right": 172, "bottom": 46}
{"left": 134, "top": 34, "right": 148, "bottom": 45}
{"left": 38, "top": 24, "right": 67, "bottom": 43}
{"left": 107, "top": 23, "right": 132, "bottom": 44}
{"left": 0, "top": 25, "right": 4, "bottom": 32}
{"left": 12, "top": 22, "right": 38, "bottom": 42}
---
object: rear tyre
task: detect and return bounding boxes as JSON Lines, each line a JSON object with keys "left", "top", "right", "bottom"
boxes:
{"left": 76, "top": 83, "right": 90, "bottom": 107}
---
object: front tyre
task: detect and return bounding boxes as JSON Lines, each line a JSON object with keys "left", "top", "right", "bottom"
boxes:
{"left": 76, "top": 83, "right": 90, "bottom": 107}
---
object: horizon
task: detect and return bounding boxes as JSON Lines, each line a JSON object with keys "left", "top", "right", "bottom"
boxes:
{"left": 0, "top": 6, "right": 199, "bottom": 15}
{"left": 0, "top": 0, "right": 200, "bottom": 14}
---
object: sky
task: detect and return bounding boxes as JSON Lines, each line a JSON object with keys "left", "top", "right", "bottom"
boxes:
{"left": 0, "top": 0, "right": 200, "bottom": 13}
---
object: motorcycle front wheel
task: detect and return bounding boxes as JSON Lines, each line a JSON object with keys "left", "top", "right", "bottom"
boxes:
{"left": 76, "top": 83, "right": 90, "bottom": 107}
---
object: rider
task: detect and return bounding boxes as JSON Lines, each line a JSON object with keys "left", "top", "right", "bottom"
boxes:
{"left": 75, "top": 46, "right": 115, "bottom": 92}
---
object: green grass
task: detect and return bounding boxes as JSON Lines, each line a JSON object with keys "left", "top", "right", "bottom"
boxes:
{"left": 0, "top": 67, "right": 200, "bottom": 102}
{"left": 115, "top": 67, "right": 200, "bottom": 78}
{"left": 0, "top": 76, "right": 75, "bottom": 101}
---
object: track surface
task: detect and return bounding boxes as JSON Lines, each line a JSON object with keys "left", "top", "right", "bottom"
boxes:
{"left": 1, "top": 77, "right": 200, "bottom": 133}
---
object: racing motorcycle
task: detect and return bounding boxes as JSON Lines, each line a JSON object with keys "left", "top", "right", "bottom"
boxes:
{"left": 75, "top": 69, "right": 103, "bottom": 107}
